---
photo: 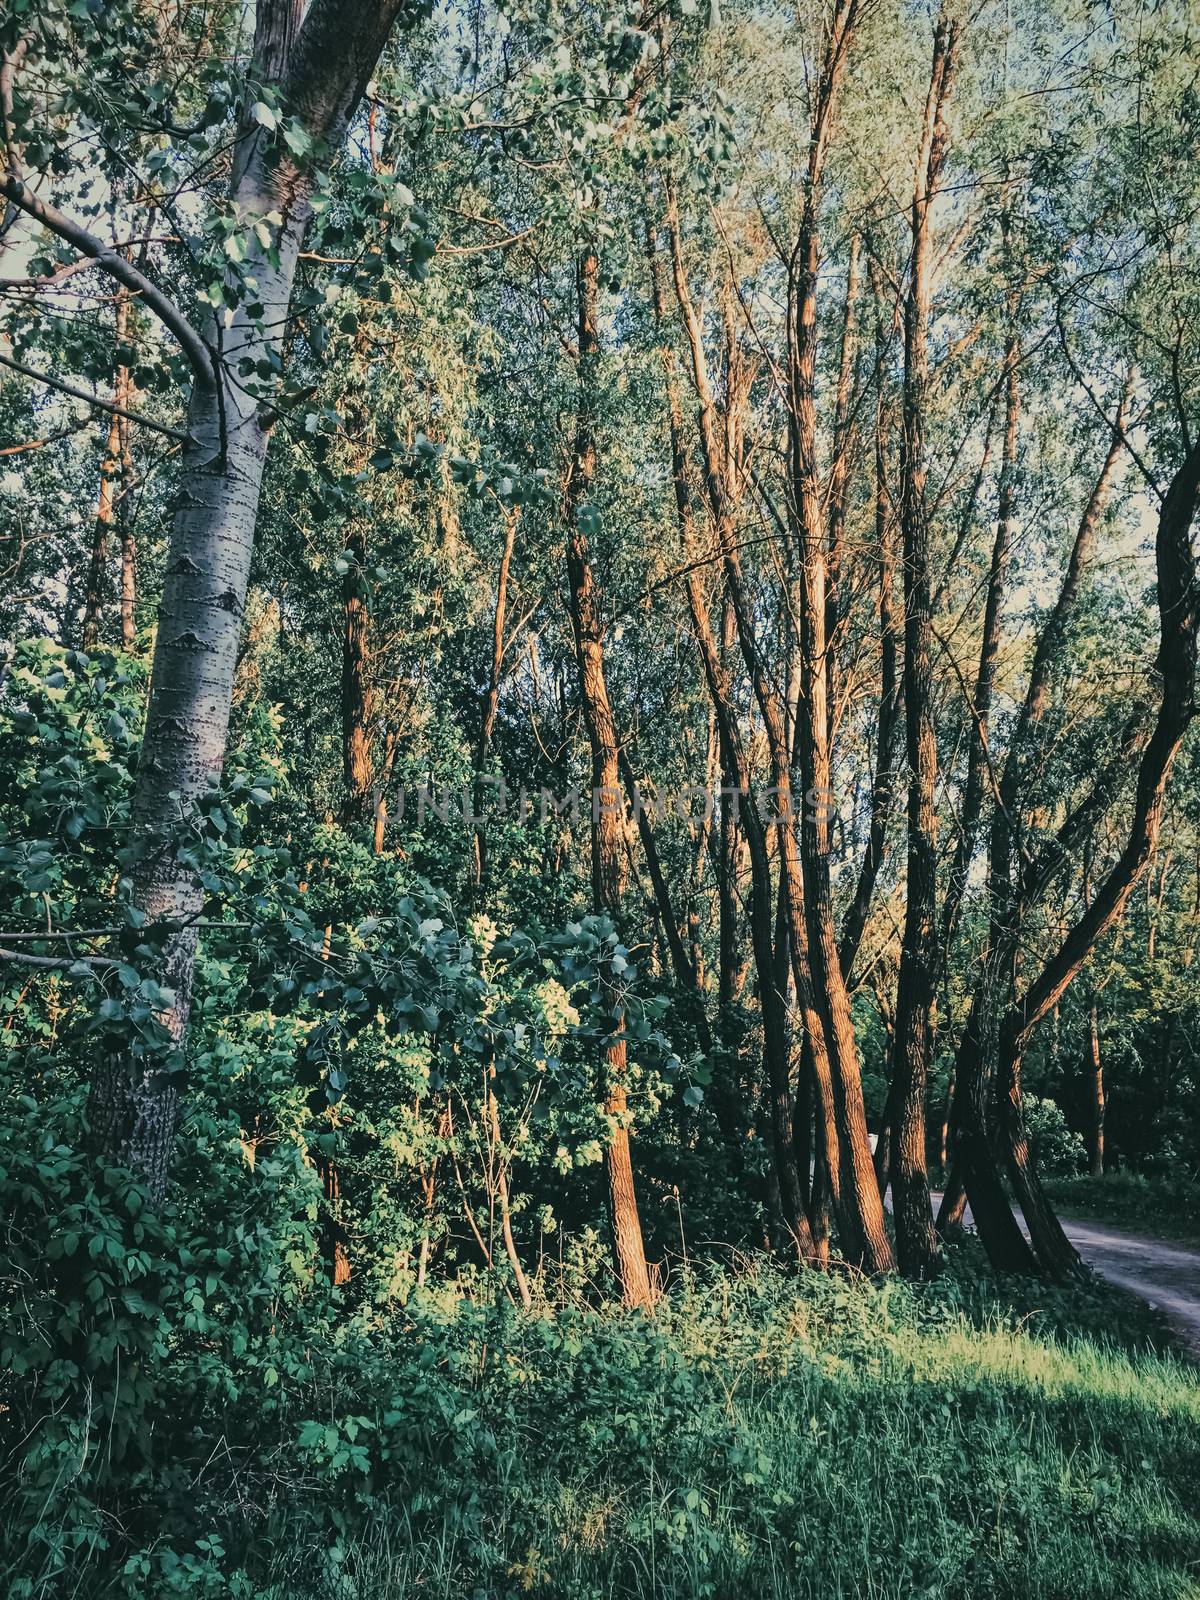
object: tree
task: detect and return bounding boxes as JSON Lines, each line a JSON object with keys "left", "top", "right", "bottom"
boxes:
{"left": 563, "top": 248, "right": 653, "bottom": 1308}
{"left": 3, "top": 0, "right": 427, "bottom": 1199}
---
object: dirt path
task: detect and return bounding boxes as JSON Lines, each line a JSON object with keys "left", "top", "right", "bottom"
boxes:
{"left": 880, "top": 1152, "right": 1200, "bottom": 1357}
{"left": 1053, "top": 1214, "right": 1200, "bottom": 1358}
{"left": 931, "top": 1192, "right": 1200, "bottom": 1357}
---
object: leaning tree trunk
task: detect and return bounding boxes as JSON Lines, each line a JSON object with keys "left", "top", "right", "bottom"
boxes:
{"left": 564, "top": 249, "right": 654, "bottom": 1309}
{"left": 943, "top": 380, "right": 1131, "bottom": 1253}
{"left": 86, "top": 0, "right": 412, "bottom": 1202}
{"left": 995, "top": 439, "right": 1199, "bottom": 1276}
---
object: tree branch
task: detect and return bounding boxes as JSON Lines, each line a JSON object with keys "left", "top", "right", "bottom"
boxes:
{"left": 1, "top": 173, "right": 217, "bottom": 391}
{"left": 0, "top": 349, "right": 188, "bottom": 442}
{"left": 0, "top": 947, "right": 116, "bottom": 971}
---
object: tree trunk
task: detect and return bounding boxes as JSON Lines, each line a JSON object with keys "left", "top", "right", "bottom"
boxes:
{"left": 824, "top": 232, "right": 861, "bottom": 741}
{"left": 669, "top": 233, "right": 839, "bottom": 1257}
{"left": 320, "top": 1136, "right": 352, "bottom": 1286}
{"left": 890, "top": 9, "right": 959, "bottom": 1278}
{"left": 947, "top": 377, "right": 1136, "bottom": 1267}
{"left": 489, "top": 1082, "right": 532, "bottom": 1309}
{"left": 1086, "top": 1002, "right": 1104, "bottom": 1177}
{"left": 992, "top": 437, "right": 1198, "bottom": 1276}
{"left": 80, "top": 294, "right": 129, "bottom": 649}
{"left": 838, "top": 302, "right": 900, "bottom": 981}
{"left": 647, "top": 226, "right": 813, "bottom": 1241}
{"left": 80, "top": 407, "right": 123, "bottom": 650}
{"left": 470, "top": 506, "right": 517, "bottom": 890}
{"left": 118, "top": 407, "right": 136, "bottom": 649}
{"left": 618, "top": 746, "right": 714, "bottom": 1058}
{"left": 939, "top": 322, "right": 1018, "bottom": 970}
{"left": 564, "top": 249, "right": 653, "bottom": 1309}
{"left": 341, "top": 519, "right": 373, "bottom": 825}
{"left": 782, "top": 0, "right": 893, "bottom": 1274}
{"left": 938, "top": 1067, "right": 954, "bottom": 1174}
{"left": 86, "top": 0, "right": 412, "bottom": 1201}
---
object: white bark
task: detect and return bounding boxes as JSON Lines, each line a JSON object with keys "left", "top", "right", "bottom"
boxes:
{"left": 88, "top": 0, "right": 411, "bottom": 1197}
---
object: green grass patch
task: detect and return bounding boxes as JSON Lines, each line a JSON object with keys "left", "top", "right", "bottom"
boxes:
{"left": 7, "top": 1253, "right": 1199, "bottom": 1599}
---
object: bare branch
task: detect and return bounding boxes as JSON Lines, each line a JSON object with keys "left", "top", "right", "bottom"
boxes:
{"left": 0, "top": 946, "right": 116, "bottom": 971}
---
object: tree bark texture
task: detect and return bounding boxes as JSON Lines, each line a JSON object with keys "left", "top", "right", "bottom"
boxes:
{"left": 87, "top": 0, "right": 413, "bottom": 1201}
{"left": 783, "top": 0, "right": 894, "bottom": 1273}
{"left": 563, "top": 249, "right": 654, "bottom": 1309}
{"left": 890, "top": 9, "right": 959, "bottom": 1278}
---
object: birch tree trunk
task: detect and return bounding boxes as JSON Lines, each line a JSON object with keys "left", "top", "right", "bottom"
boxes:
{"left": 86, "top": 0, "right": 413, "bottom": 1201}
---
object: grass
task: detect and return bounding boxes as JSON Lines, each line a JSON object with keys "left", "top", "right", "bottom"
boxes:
{"left": 7, "top": 1244, "right": 1200, "bottom": 1599}
{"left": 1044, "top": 1173, "right": 1200, "bottom": 1246}
{"left": 242, "top": 1256, "right": 1200, "bottom": 1600}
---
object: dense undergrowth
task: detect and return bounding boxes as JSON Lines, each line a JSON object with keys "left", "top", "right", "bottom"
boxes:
{"left": 3, "top": 1107, "right": 1198, "bottom": 1600}
{"left": 1044, "top": 1174, "right": 1200, "bottom": 1246}
{"left": 2, "top": 646, "right": 1198, "bottom": 1598}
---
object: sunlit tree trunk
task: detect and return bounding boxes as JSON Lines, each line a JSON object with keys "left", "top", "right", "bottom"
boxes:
{"left": 564, "top": 249, "right": 653, "bottom": 1309}
{"left": 671, "top": 253, "right": 835, "bottom": 1253}
{"left": 785, "top": 0, "right": 893, "bottom": 1273}
{"left": 341, "top": 518, "right": 373, "bottom": 826}
{"left": 118, "top": 409, "right": 136, "bottom": 649}
{"left": 1086, "top": 1002, "right": 1104, "bottom": 1177}
{"left": 647, "top": 227, "right": 812, "bottom": 1243}
{"left": 890, "top": 10, "right": 960, "bottom": 1278}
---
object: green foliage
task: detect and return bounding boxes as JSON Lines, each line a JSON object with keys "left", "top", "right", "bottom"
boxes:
{"left": 1044, "top": 1175, "right": 1200, "bottom": 1247}
{"left": 3, "top": 2, "right": 1200, "bottom": 1594}
{"left": 3, "top": 1156, "right": 1197, "bottom": 1600}
{"left": 1022, "top": 1096, "right": 1087, "bottom": 1178}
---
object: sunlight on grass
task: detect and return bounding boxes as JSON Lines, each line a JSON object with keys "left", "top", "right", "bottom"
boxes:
{"left": 249, "top": 1266, "right": 1200, "bottom": 1600}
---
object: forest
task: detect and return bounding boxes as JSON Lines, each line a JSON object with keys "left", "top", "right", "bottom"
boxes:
{"left": 1, "top": 0, "right": 1199, "bottom": 1594}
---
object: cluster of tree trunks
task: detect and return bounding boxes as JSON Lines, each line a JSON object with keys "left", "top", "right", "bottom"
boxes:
{"left": 10, "top": 0, "right": 1195, "bottom": 1300}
